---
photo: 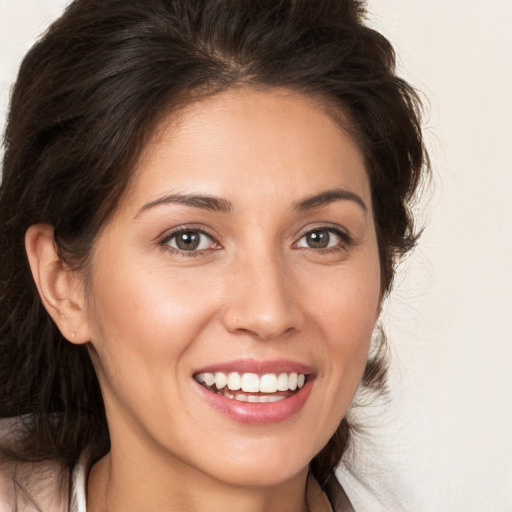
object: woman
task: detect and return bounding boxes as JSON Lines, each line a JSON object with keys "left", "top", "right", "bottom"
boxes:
{"left": 0, "top": 0, "right": 427, "bottom": 510}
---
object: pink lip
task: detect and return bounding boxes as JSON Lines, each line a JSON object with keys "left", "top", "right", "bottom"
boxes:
{"left": 195, "top": 380, "right": 314, "bottom": 424}
{"left": 193, "top": 359, "right": 315, "bottom": 425}
{"left": 193, "top": 358, "right": 315, "bottom": 376}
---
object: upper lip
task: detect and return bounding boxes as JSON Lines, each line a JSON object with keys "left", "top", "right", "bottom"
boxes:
{"left": 193, "top": 358, "right": 315, "bottom": 376}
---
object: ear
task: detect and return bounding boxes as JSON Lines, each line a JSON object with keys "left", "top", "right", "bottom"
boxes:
{"left": 25, "top": 224, "right": 90, "bottom": 345}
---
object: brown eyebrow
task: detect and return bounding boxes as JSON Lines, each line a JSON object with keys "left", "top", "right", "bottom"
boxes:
{"left": 294, "top": 188, "right": 367, "bottom": 212}
{"left": 137, "top": 188, "right": 366, "bottom": 218}
{"left": 137, "top": 194, "right": 233, "bottom": 217}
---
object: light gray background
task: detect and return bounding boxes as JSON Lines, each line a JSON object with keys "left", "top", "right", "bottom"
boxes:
{"left": 1, "top": 1, "right": 511, "bottom": 510}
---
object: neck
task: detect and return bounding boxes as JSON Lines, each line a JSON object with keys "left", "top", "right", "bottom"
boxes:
{"left": 86, "top": 450, "right": 310, "bottom": 512}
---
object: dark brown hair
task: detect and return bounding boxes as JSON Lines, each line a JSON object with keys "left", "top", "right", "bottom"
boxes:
{"left": 0, "top": 0, "right": 427, "bottom": 490}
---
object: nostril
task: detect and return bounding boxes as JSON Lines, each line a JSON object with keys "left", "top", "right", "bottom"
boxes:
{"left": 221, "top": 306, "right": 302, "bottom": 340}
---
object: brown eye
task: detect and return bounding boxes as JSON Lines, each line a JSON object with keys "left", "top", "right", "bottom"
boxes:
{"left": 168, "top": 231, "right": 212, "bottom": 251}
{"left": 297, "top": 228, "right": 342, "bottom": 249}
{"left": 306, "top": 230, "right": 329, "bottom": 248}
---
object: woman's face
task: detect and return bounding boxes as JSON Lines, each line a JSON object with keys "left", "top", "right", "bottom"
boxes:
{"left": 81, "top": 88, "right": 381, "bottom": 487}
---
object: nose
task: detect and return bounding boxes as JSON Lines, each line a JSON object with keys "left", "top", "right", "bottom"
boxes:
{"left": 220, "top": 250, "right": 304, "bottom": 340}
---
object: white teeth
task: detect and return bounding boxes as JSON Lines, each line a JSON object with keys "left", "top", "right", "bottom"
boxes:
{"left": 288, "top": 372, "right": 298, "bottom": 391}
{"left": 241, "top": 373, "right": 260, "bottom": 393}
{"left": 268, "top": 395, "right": 286, "bottom": 402}
{"left": 227, "top": 372, "right": 242, "bottom": 391}
{"left": 259, "top": 374, "right": 278, "bottom": 393}
{"left": 277, "top": 373, "right": 289, "bottom": 391}
{"left": 214, "top": 372, "right": 227, "bottom": 389}
{"left": 230, "top": 393, "right": 284, "bottom": 403}
{"left": 196, "top": 371, "right": 308, "bottom": 394}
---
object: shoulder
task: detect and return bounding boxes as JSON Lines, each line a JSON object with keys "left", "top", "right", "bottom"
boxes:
{"left": 0, "top": 418, "right": 70, "bottom": 512}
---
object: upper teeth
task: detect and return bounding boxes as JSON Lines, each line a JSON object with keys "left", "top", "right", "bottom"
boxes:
{"left": 196, "top": 372, "right": 306, "bottom": 393}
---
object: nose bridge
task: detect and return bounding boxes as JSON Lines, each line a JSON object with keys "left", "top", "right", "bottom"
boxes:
{"left": 221, "top": 241, "right": 302, "bottom": 339}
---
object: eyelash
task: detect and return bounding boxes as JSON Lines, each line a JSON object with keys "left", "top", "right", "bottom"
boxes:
{"left": 159, "top": 227, "right": 220, "bottom": 257}
{"left": 158, "top": 225, "right": 352, "bottom": 257}
{"left": 294, "top": 225, "right": 352, "bottom": 253}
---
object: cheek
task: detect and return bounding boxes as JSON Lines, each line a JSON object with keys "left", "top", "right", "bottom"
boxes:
{"left": 84, "top": 260, "right": 226, "bottom": 445}
{"left": 90, "top": 249, "right": 211, "bottom": 332}
{"left": 308, "top": 254, "right": 381, "bottom": 389}
{"left": 322, "top": 295, "right": 376, "bottom": 390}
{"left": 84, "top": 257, "right": 219, "bottom": 393}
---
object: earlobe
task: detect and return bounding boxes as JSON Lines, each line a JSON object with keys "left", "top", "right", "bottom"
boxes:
{"left": 25, "top": 224, "right": 90, "bottom": 345}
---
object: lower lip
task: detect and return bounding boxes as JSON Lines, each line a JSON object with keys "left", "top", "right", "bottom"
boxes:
{"left": 195, "top": 379, "right": 314, "bottom": 425}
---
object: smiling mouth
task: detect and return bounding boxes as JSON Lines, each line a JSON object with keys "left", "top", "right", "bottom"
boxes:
{"left": 194, "top": 371, "right": 308, "bottom": 403}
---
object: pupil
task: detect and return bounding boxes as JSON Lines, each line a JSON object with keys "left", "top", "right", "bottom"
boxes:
{"left": 307, "top": 230, "right": 329, "bottom": 249}
{"left": 176, "top": 232, "right": 200, "bottom": 250}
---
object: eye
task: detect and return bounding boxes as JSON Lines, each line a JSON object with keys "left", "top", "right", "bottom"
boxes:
{"left": 165, "top": 230, "right": 215, "bottom": 252}
{"left": 296, "top": 228, "right": 344, "bottom": 250}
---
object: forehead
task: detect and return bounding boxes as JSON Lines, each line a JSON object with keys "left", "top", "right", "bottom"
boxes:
{"left": 121, "top": 87, "right": 371, "bottom": 216}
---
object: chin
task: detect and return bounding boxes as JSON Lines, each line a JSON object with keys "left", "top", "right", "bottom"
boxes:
{"left": 185, "top": 434, "right": 322, "bottom": 488}
{"left": 206, "top": 458, "right": 310, "bottom": 488}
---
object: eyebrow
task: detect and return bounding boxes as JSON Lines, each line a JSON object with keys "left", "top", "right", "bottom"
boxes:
{"left": 137, "top": 194, "right": 233, "bottom": 217}
{"left": 294, "top": 188, "right": 367, "bottom": 212}
{"left": 137, "top": 187, "right": 367, "bottom": 217}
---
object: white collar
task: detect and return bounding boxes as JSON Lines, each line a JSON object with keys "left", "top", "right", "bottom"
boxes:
{"left": 70, "top": 451, "right": 88, "bottom": 512}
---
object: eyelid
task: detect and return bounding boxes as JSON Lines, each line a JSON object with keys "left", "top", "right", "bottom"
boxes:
{"left": 293, "top": 224, "right": 353, "bottom": 249}
{"left": 156, "top": 223, "right": 352, "bottom": 255}
{"left": 296, "top": 223, "right": 351, "bottom": 240}
{"left": 158, "top": 225, "right": 221, "bottom": 252}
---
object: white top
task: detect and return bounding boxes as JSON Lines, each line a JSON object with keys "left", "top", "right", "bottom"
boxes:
{"left": 70, "top": 452, "right": 88, "bottom": 512}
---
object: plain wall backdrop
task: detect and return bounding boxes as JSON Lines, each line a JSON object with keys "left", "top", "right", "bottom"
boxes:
{"left": 1, "top": 1, "right": 511, "bottom": 510}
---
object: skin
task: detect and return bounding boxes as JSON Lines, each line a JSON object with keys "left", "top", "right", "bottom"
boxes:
{"left": 26, "top": 87, "right": 381, "bottom": 512}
